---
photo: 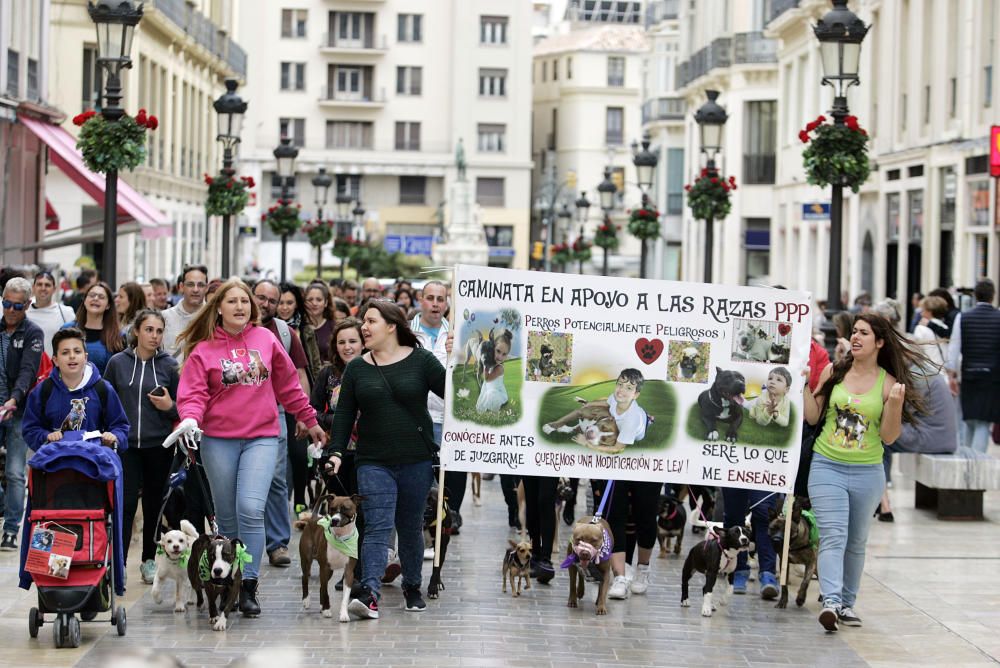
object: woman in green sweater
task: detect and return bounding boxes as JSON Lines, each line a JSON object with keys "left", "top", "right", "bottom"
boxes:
{"left": 325, "top": 300, "right": 445, "bottom": 619}
{"left": 803, "top": 313, "right": 926, "bottom": 632}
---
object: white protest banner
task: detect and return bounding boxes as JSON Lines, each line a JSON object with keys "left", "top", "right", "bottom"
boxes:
{"left": 441, "top": 265, "right": 813, "bottom": 493}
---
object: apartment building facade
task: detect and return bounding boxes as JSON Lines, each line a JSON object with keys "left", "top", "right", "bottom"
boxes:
{"left": 237, "top": 0, "right": 534, "bottom": 278}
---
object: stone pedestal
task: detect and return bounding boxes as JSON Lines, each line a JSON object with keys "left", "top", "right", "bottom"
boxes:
{"left": 433, "top": 179, "right": 489, "bottom": 267}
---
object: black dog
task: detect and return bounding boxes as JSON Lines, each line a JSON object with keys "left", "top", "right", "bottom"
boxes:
{"left": 423, "top": 487, "right": 454, "bottom": 599}
{"left": 656, "top": 494, "right": 687, "bottom": 557}
{"left": 768, "top": 498, "right": 818, "bottom": 609}
{"left": 538, "top": 344, "right": 557, "bottom": 377}
{"left": 697, "top": 367, "right": 746, "bottom": 443}
{"left": 187, "top": 534, "right": 245, "bottom": 631}
{"left": 680, "top": 525, "right": 753, "bottom": 617}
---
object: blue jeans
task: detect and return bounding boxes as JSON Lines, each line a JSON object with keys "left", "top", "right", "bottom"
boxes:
{"left": 962, "top": 420, "right": 991, "bottom": 454}
{"left": 808, "top": 452, "right": 885, "bottom": 608}
{"left": 721, "top": 486, "right": 777, "bottom": 575}
{"left": 264, "top": 410, "right": 290, "bottom": 553}
{"left": 2, "top": 417, "right": 30, "bottom": 535}
{"left": 356, "top": 460, "right": 433, "bottom": 596}
{"left": 200, "top": 436, "right": 279, "bottom": 580}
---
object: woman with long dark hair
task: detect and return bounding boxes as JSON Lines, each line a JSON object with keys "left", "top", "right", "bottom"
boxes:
{"left": 276, "top": 282, "right": 306, "bottom": 329}
{"left": 64, "top": 281, "right": 125, "bottom": 374}
{"left": 115, "top": 281, "right": 146, "bottom": 333}
{"left": 803, "top": 313, "right": 928, "bottom": 632}
{"left": 304, "top": 282, "right": 336, "bottom": 363}
{"left": 324, "top": 300, "right": 444, "bottom": 619}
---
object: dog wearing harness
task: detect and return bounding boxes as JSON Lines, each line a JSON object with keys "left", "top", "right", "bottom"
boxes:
{"left": 562, "top": 516, "right": 615, "bottom": 615}
{"left": 680, "top": 524, "right": 754, "bottom": 617}
{"left": 768, "top": 497, "right": 820, "bottom": 609}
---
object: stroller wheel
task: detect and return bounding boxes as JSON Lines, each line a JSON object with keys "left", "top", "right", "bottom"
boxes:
{"left": 115, "top": 607, "right": 127, "bottom": 636}
{"left": 28, "top": 607, "right": 41, "bottom": 638}
{"left": 52, "top": 614, "right": 64, "bottom": 648}
{"left": 67, "top": 615, "right": 81, "bottom": 648}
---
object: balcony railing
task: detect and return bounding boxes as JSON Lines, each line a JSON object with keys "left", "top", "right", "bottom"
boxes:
{"left": 677, "top": 37, "right": 731, "bottom": 88}
{"left": 733, "top": 31, "right": 777, "bottom": 64}
{"left": 768, "top": 0, "right": 800, "bottom": 24}
{"left": 644, "top": 0, "right": 679, "bottom": 27}
{"left": 642, "top": 96, "right": 685, "bottom": 123}
{"left": 743, "top": 154, "right": 776, "bottom": 185}
{"left": 321, "top": 33, "right": 388, "bottom": 51}
{"left": 319, "top": 86, "right": 387, "bottom": 105}
{"left": 148, "top": 0, "right": 247, "bottom": 78}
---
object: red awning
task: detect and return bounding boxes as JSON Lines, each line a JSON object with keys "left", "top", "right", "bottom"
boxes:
{"left": 19, "top": 115, "right": 172, "bottom": 239}
{"left": 44, "top": 199, "right": 59, "bottom": 230}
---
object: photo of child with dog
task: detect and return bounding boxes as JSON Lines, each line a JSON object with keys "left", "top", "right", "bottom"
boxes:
{"left": 451, "top": 308, "right": 523, "bottom": 426}
{"left": 539, "top": 368, "right": 677, "bottom": 453}
{"left": 731, "top": 318, "right": 792, "bottom": 364}
{"left": 525, "top": 331, "right": 573, "bottom": 384}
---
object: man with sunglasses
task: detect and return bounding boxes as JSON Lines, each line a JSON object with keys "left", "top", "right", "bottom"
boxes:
{"left": 26, "top": 272, "right": 74, "bottom": 356}
{"left": 0, "top": 277, "right": 45, "bottom": 551}
{"left": 162, "top": 265, "right": 209, "bottom": 360}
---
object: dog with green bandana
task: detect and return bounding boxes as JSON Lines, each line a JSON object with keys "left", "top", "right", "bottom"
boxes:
{"left": 187, "top": 533, "right": 251, "bottom": 631}
{"left": 152, "top": 519, "right": 199, "bottom": 612}
{"left": 294, "top": 494, "right": 364, "bottom": 622}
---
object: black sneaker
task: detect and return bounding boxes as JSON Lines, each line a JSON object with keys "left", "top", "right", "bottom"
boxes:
{"left": 239, "top": 578, "right": 261, "bottom": 617}
{"left": 531, "top": 558, "right": 555, "bottom": 584}
{"left": 348, "top": 585, "right": 379, "bottom": 620}
{"left": 838, "top": 606, "right": 862, "bottom": 627}
{"left": 0, "top": 533, "right": 16, "bottom": 551}
{"left": 819, "top": 601, "right": 840, "bottom": 632}
{"left": 402, "top": 586, "right": 427, "bottom": 612}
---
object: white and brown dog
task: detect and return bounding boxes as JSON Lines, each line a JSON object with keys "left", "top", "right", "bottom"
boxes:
{"left": 187, "top": 534, "right": 245, "bottom": 632}
{"left": 294, "top": 494, "right": 362, "bottom": 622}
{"left": 543, "top": 397, "right": 621, "bottom": 452}
{"left": 152, "top": 519, "right": 199, "bottom": 612}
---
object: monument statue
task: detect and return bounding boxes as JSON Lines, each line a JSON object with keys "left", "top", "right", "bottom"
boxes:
{"left": 455, "top": 138, "right": 466, "bottom": 181}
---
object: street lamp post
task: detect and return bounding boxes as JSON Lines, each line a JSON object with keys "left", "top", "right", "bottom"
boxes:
{"left": 556, "top": 201, "right": 572, "bottom": 271}
{"left": 597, "top": 167, "right": 616, "bottom": 276}
{"left": 273, "top": 137, "right": 299, "bottom": 282}
{"left": 632, "top": 132, "right": 659, "bottom": 279}
{"left": 87, "top": 0, "right": 143, "bottom": 289}
{"left": 334, "top": 191, "right": 352, "bottom": 279}
{"left": 815, "top": 0, "right": 869, "bottom": 344}
{"left": 694, "top": 90, "right": 728, "bottom": 284}
{"left": 575, "top": 191, "right": 591, "bottom": 274}
{"left": 312, "top": 167, "right": 333, "bottom": 277}
{"left": 352, "top": 201, "right": 366, "bottom": 240}
{"left": 213, "top": 79, "right": 247, "bottom": 279}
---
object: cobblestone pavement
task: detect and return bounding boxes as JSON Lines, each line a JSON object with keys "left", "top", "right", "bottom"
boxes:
{"left": 3, "top": 464, "right": 1000, "bottom": 667}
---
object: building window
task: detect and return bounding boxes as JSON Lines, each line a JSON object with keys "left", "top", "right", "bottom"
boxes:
{"left": 666, "top": 148, "right": 684, "bottom": 214}
{"left": 923, "top": 85, "right": 931, "bottom": 125}
{"left": 485, "top": 225, "right": 514, "bottom": 247}
{"left": 743, "top": 100, "right": 776, "bottom": 184}
{"left": 479, "top": 69, "right": 507, "bottom": 97}
{"left": 908, "top": 190, "right": 924, "bottom": 243}
{"left": 278, "top": 118, "right": 306, "bottom": 147}
{"left": 542, "top": 61, "right": 547, "bottom": 82}
{"left": 6, "top": 49, "right": 19, "bottom": 97}
{"left": 396, "top": 66, "right": 422, "bottom": 95}
{"left": 567, "top": 57, "right": 573, "bottom": 79}
{"left": 611, "top": 167, "right": 626, "bottom": 208}
{"left": 81, "top": 46, "right": 102, "bottom": 110}
{"left": 477, "top": 123, "right": 506, "bottom": 152}
{"left": 949, "top": 77, "right": 958, "bottom": 118}
{"left": 550, "top": 108, "right": 557, "bottom": 150}
{"left": 270, "top": 173, "right": 298, "bottom": 199}
{"left": 605, "top": 107, "right": 624, "bottom": 146}
{"left": 969, "top": 179, "right": 990, "bottom": 226}
{"left": 480, "top": 16, "right": 508, "bottom": 44}
{"left": 326, "top": 121, "right": 373, "bottom": 149}
{"left": 27, "top": 58, "right": 38, "bottom": 100}
{"left": 398, "top": 14, "right": 423, "bottom": 42}
{"left": 337, "top": 174, "right": 362, "bottom": 200}
{"left": 328, "top": 65, "right": 373, "bottom": 101}
{"left": 280, "top": 62, "right": 306, "bottom": 91}
{"left": 399, "top": 176, "right": 426, "bottom": 204}
{"left": 395, "top": 121, "right": 421, "bottom": 151}
{"left": 985, "top": 65, "right": 993, "bottom": 108}
{"left": 476, "top": 178, "right": 505, "bottom": 207}
{"left": 607, "top": 56, "right": 625, "bottom": 87}
{"left": 281, "top": 9, "right": 307, "bottom": 38}
{"left": 335, "top": 12, "right": 370, "bottom": 47}
{"left": 553, "top": 59, "right": 558, "bottom": 80}
{"left": 744, "top": 218, "right": 770, "bottom": 285}
{"left": 887, "top": 192, "right": 900, "bottom": 241}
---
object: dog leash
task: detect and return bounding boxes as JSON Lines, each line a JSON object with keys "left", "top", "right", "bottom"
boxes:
{"left": 591, "top": 480, "right": 614, "bottom": 522}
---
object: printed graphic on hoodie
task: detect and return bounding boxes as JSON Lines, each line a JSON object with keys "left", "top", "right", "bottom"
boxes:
{"left": 219, "top": 348, "right": 270, "bottom": 387}
{"left": 59, "top": 397, "right": 90, "bottom": 431}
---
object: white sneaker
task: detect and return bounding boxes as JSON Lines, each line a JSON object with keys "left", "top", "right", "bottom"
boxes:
{"left": 608, "top": 575, "right": 630, "bottom": 599}
{"left": 423, "top": 547, "right": 435, "bottom": 561}
{"left": 630, "top": 564, "right": 650, "bottom": 595}
{"left": 624, "top": 563, "right": 634, "bottom": 582}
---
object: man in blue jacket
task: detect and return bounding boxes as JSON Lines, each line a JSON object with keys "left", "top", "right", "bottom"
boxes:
{"left": 0, "top": 277, "right": 44, "bottom": 551}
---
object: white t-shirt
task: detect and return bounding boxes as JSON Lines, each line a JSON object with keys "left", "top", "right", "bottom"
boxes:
{"left": 607, "top": 395, "right": 647, "bottom": 445}
{"left": 27, "top": 301, "right": 76, "bottom": 356}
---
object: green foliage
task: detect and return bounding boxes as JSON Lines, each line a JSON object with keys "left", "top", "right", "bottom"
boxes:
{"left": 262, "top": 200, "right": 302, "bottom": 237}
{"left": 685, "top": 171, "right": 734, "bottom": 221}
{"left": 75, "top": 113, "right": 151, "bottom": 173}
{"left": 205, "top": 175, "right": 253, "bottom": 217}
{"left": 593, "top": 219, "right": 620, "bottom": 250}
{"left": 550, "top": 243, "right": 573, "bottom": 266}
{"left": 571, "top": 237, "right": 593, "bottom": 263}
{"left": 800, "top": 115, "right": 871, "bottom": 193}
{"left": 301, "top": 219, "right": 336, "bottom": 248}
{"left": 627, "top": 206, "right": 661, "bottom": 241}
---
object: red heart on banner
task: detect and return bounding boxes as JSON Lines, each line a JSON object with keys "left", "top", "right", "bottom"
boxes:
{"left": 634, "top": 338, "right": 664, "bottom": 365}
{"left": 778, "top": 323, "right": 792, "bottom": 337}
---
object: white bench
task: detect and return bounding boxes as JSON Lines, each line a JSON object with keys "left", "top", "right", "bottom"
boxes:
{"left": 913, "top": 451, "right": 1000, "bottom": 520}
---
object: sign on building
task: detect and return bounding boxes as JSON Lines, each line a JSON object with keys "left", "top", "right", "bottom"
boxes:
{"left": 383, "top": 234, "right": 434, "bottom": 256}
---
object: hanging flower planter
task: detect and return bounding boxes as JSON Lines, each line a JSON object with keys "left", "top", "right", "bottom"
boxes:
{"left": 332, "top": 235, "right": 357, "bottom": 260}
{"left": 571, "top": 237, "right": 593, "bottom": 263}
{"left": 593, "top": 221, "right": 620, "bottom": 251}
{"left": 627, "top": 206, "right": 661, "bottom": 241}
{"left": 205, "top": 174, "right": 254, "bottom": 217}
{"left": 685, "top": 170, "right": 735, "bottom": 221}
{"left": 261, "top": 199, "right": 302, "bottom": 236}
{"left": 550, "top": 242, "right": 573, "bottom": 266}
{"left": 74, "top": 108, "right": 159, "bottom": 173}
{"left": 800, "top": 114, "right": 871, "bottom": 193}
{"left": 301, "top": 219, "right": 336, "bottom": 248}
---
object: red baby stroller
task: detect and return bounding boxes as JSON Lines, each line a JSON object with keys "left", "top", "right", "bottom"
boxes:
{"left": 18, "top": 437, "right": 127, "bottom": 648}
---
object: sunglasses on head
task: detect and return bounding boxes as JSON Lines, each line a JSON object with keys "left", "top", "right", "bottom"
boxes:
{"left": 2, "top": 300, "right": 27, "bottom": 311}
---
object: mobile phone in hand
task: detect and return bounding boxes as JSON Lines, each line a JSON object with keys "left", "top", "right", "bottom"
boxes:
{"left": 149, "top": 387, "right": 167, "bottom": 397}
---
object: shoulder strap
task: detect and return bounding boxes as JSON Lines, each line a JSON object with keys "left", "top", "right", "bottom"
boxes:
{"left": 274, "top": 318, "right": 292, "bottom": 353}
{"left": 39, "top": 376, "right": 55, "bottom": 412}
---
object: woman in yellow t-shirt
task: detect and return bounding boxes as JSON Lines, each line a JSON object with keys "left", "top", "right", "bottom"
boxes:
{"left": 803, "top": 313, "right": 928, "bottom": 633}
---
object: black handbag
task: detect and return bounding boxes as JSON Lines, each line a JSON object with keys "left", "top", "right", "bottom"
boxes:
{"left": 794, "top": 419, "right": 824, "bottom": 498}
{"left": 370, "top": 352, "right": 441, "bottom": 467}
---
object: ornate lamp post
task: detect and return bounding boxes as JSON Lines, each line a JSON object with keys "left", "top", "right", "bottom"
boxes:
{"left": 87, "top": 0, "right": 143, "bottom": 289}
{"left": 352, "top": 201, "right": 366, "bottom": 240}
{"left": 694, "top": 90, "right": 728, "bottom": 283}
{"left": 631, "top": 132, "right": 659, "bottom": 278}
{"left": 273, "top": 137, "right": 299, "bottom": 282}
{"left": 815, "top": 0, "right": 869, "bottom": 327}
{"left": 575, "top": 191, "right": 591, "bottom": 274}
{"left": 597, "top": 167, "right": 617, "bottom": 276}
{"left": 213, "top": 79, "right": 247, "bottom": 278}
{"left": 311, "top": 167, "right": 333, "bottom": 277}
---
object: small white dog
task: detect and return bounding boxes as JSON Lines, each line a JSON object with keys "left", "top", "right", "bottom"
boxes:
{"left": 151, "top": 519, "right": 199, "bottom": 612}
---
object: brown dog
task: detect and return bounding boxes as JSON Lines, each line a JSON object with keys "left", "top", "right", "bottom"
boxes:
{"left": 294, "top": 494, "right": 362, "bottom": 622}
{"left": 543, "top": 397, "right": 621, "bottom": 452}
{"left": 565, "top": 517, "right": 614, "bottom": 615}
{"left": 502, "top": 539, "right": 532, "bottom": 597}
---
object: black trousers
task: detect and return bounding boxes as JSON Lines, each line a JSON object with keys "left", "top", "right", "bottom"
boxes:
{"left": 443, "top": 471, "right": 467, "bottom": 513}
{"left": 523, "top": 476, "right": 558, "bottom": 562}
{"left": 121, "top": 445, "right": 175, "bottom": 564}
{"left": 500, "top": 474, "right": 521, "bottom": 527}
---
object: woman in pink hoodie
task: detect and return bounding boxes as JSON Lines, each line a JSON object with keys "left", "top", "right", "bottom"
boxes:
{"left": 173, "top": 278, "right": 326, "bottom": 618}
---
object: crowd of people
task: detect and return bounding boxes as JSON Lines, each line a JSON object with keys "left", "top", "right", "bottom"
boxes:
{"left": 0, "top": 263, "right": 998, "bottom": 632}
